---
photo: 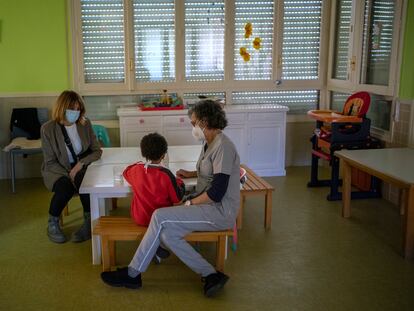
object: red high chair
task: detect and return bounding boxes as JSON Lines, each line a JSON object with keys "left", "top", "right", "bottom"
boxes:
{"left": 307, "top": 92, "right": 382, "bottom": 201}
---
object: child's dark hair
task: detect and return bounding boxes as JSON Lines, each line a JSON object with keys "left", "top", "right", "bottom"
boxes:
{"left": 140, "top": 133, "right": 168, "bottom": 161}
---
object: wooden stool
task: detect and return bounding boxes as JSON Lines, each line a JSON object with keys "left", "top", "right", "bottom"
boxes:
{"left": 237, "top": 164, "right": 275, "bottom": 230}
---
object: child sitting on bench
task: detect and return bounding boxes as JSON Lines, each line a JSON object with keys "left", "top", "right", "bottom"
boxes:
{"left": 123, "top": 132, "right": 185, "bottom": 261}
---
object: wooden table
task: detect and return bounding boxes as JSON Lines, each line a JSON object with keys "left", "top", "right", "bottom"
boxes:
{"left": 335, "top": 148, "right": 414, "bottom": 259}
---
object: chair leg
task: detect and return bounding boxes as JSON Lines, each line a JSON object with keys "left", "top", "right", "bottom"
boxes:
{"left": 11, "top": 152, "right": 16, "bottom": 193}
{"left": 63, "top": 205, "right": 69, "bottom": 216}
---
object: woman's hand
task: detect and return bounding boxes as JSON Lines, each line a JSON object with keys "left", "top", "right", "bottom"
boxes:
{"left": 69, "top": 162, "right": 83, "bottom": 180}
{"left": 176, "top": 169, "right": 197, "bottom": 179}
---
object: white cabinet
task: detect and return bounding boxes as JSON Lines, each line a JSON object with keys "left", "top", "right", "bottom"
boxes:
{"left": 118, "top": 105, "right": 288, "bottom": 176}
{"left": 246, "top": 112, "right": 286, "bottom": 176}
{"left": 223, "top": 113, "right": 247, "bottom": 165}
{"left": 119, "top": 116, "right": 162, "bottom": 147}
{"left": 163, "top": 115, "right": 199, "bottom": 145}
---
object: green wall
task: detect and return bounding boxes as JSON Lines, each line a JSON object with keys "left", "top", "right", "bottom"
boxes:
{"left": 0, "top": 0, "right": 412, "bottom": 97}
{"left": 400, "top": 0, "right": 414, "bottom": 99}
{"left": 0, "top": 0, "right": 70, "bottom": 93}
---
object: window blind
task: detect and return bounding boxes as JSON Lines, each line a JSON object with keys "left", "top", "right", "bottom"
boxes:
{"left": 332, "top": 0, "right": 352, "bottom": 80}
{"left": 185, "top": 0, "right": 225, "bottom": 81}
{"left": 330, "top": 91, "right": 350, "bottom": 111}
{"left": 80, "top": 0, "right": 125, "bottom": 83}
{"left": 360, "top": 0, "right": 395, "bottom": 86}
{"left": 232, "top": 90, "right": 319, "bottom": 113}
{"left": 234, "top": 0, "right": 274, "bottom": 80}
{"left": 133, "top": 0, "right": 175, "bottom": 82}
{"left": 282, "top": 0, "right": 322, "bottom": 80}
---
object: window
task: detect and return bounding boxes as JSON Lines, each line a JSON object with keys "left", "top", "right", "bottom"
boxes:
{"left": 133, "top": 0, "right": 175, "bottom": 83}
{"left": 72, "top": 0, "right": 326, "bottom": 114}
{"left": 80, "top": 0, "right": 125, "bottom": 83}
{"left": 328, "top": 0, "right": 401, "bottom": 94}
{"left": 282, "top": 0, "right": 322, "bottom": 80}
{"left": 331, "top": 0, "right": 352, "bottom": 80}
{"left": 185, "top": 0, "right": 225, "bottom": 81}
{"left": 360, "top": 0, "right": 395, "bottom": 86}
{"left": 327, "top": 0, "right": 403, "bottom": 135}
{"left": 234, "top": 0, "right": 274, "bottom": 81}
{"left": 233, "top": 90, "right": 319, "bottom": 113}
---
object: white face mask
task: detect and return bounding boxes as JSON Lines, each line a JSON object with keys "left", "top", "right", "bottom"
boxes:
{"left": 192, "top": 125, "right": 205, "bottom": 141}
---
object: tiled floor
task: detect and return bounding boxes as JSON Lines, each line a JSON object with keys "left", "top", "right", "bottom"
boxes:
{"left": 1, "top": 167, "right": 414, "bottom": 311}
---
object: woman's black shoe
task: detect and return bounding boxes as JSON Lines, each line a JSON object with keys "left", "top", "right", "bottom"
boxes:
{"left": 153, "top": 246, "right": 171, "bottom": 264}
{"left": 203, "top": 271, "right": 229, "bottom": 297}
{"left": 101, "top": 267, "right": 142, "bottom": 289}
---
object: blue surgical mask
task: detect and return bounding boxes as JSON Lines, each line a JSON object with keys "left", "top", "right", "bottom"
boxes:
{"left": 65, "top": 109, "right": 80, "bottom": 124}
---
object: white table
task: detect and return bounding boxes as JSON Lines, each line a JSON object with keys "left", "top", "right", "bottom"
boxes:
{"left": 335, "top": 148, "right": 414, "bottom": 258}
{"left": 80, "top": 146, "right": 201, "bottom": 264}
{"left": 91, "top": 145, "right": 201, "bottom": 166}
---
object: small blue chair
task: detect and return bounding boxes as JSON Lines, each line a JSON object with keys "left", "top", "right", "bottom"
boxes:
{"left": 92, "top": 124, "right": 111, "bottom": 147}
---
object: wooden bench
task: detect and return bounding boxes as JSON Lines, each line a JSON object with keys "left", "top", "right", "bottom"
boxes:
{"left": 93, "top": 216, "right": 233, "bottom": 272}
{"left": 237, "top": 164, "right": 275, "bottom": 230}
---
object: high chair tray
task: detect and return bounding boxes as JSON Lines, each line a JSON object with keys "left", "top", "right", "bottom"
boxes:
{"left": 307, "top": 110, "right": 362, "bottom": 123}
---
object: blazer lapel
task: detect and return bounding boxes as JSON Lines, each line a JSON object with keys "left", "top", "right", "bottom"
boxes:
{"left": 55, "top": 123, "right": 71, "bottom": 170}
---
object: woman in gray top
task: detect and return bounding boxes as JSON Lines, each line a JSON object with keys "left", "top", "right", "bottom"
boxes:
{"left": 101, "top": 100, "right": 240, "bottom": 297}
{"left": 41, "top": 90, "right": 102, "bottom": 244}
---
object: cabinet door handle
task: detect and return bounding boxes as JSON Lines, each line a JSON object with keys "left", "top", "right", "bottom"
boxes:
{"left": 139, "top": 119, "right": 144, "bottom": 124}
{"left": 179, "top": 117, "right": 185, "bottom": 123}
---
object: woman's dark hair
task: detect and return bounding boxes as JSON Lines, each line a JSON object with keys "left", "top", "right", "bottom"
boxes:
{"left": 140, "top": 133, "right": 168, "bottom": 161}
{"left": 189, "top": 100, "right": 227, "bottom": 130}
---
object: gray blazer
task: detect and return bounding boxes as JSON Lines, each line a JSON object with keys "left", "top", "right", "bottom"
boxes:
{"left": 40, "top": 118, "right": 102, "bottom": 191}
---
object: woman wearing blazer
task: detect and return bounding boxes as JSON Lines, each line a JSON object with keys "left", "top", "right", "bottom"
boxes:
{"left": 41, "top": 90, "right": 102, "bottom": 244}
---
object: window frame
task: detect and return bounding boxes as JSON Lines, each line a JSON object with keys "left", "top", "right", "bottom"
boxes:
{"left": 326, "top": 0, "right": 404, "bottom": 99}
{"left": 325, "top": 0, "right": 405, "bottom": 140}
{"left": 70, "top": 0, "right": 329, "bottom": 109}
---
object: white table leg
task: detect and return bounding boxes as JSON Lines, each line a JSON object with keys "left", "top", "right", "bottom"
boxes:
{"left": 91, "top": 195, "right": 104, "bottom": 265}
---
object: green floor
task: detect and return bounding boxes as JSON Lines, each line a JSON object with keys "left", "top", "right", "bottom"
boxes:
{"left": 1, "top": 167, "right": 414, "bottom": 311}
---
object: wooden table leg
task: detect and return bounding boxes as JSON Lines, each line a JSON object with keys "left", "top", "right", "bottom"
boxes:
{"left": 403, "top": 185, "right": 414, "bottom": 259}
{"left": 342, "top": 160, "right": 352, "bottom": 218}
{"left": 400, "top": 189, "right": 407, "bottom": 216}
{"left": 265, "top": 190, "right": 272, "bottom": 230}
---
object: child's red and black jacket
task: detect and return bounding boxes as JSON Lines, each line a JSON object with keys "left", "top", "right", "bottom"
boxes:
{"left": 123, "top": 162, "right": 185, "bottom": 226}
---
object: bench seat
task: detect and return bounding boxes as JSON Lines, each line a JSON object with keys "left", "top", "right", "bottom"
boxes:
{"left": 238, "top": 164, "right": 275, "bottom": 230}
{"left": 94, "top": 216, "right": 233, "bottom": 272}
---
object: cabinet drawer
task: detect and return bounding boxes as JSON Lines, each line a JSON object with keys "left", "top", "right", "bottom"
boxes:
{"left": 226, "top": 113, "right": 245, "bottom": 125}
{"left": 163, "top": 115, "right": 191, "bottom": 128}
{"left": 248, "top": 112, "right": 284, "bottom": 123}
{"left": 121, "top": 116, "right": 162, "bottom": 128}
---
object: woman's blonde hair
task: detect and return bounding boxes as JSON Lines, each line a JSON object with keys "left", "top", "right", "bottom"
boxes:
{"left": 52, "top": 90, "right": 86, "bottom": 124}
